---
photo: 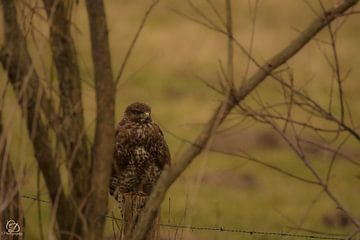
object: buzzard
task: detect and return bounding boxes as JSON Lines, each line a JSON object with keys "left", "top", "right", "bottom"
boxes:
{"left": 110, "top": 102, "right": 171, "bottom": 200}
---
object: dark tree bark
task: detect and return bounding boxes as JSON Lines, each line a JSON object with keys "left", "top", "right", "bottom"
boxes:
{"left": 1, "top": 0, "right": 120, "bottom": 239}
{"left": 42, "top": 0, "right": 90, "bottom": 205}
{"left": 0, "top": 0, "right": 80, "bottom": 239}
{"left": 40, "top": 0, "right": 93, "bottom": 237}
{"left": 85, "top": 0, "right": 115, "bottom": 239}
{"left": 0, "top": 0, "right": 61, "bottom": 203}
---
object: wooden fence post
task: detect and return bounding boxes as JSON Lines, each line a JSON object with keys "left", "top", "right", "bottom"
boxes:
{"left": 120, "top": 195, "right": 159, "bottom": 240}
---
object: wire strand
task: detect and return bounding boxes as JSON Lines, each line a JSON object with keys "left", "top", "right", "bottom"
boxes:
{"left": 22, "top": 194, "right": 348, "bottom": 240}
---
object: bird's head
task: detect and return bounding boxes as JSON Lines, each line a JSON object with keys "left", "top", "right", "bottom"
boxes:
{"left": 124, "top": 102, "right": 152, "bottom": 123}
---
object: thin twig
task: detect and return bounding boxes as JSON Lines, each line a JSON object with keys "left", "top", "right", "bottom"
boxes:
{"left": 115, "top": 0, "right": 160, "bottom": 84}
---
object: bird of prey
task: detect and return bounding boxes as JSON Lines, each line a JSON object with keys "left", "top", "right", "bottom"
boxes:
{"left": 110, "top": 102, "right": 171, "bottom": 201}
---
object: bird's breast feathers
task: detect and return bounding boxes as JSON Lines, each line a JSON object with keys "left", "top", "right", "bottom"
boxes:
{"left": 116, "top": 121, "right": 162, "bottom": 150}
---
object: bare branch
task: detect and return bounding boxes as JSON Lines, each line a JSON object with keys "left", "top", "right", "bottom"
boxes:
{"left": 225, "top": 0, "right": 234, "bottom": 86}
{"left": 85, "top": 0, "right": 115, "bottom": 239}
{"left": 187, "top": 0, "right": 224, "bottom": 32}
{"left": 243, "top": 0, "right": 260, "bottom": 82}
{"left": 159, "top": 124, "right": 319, "bottom": 185}
{"left": 115, "top": 0, "right": 160, "bottom": 84}
{"left": 206, "top": 0, "right": 226, "bottom": 27}
{"left": 42, "top": 0, "right": 90, "bottom": 207}
{"left": 273, "top": 74, "right": 360, "bottom": 141}
{"left": 130, "top": 1, "right": 360, "bottom": 239}
{"left": 268, "top": 119, "right": 360, "bottom": 230}
{"left": 169, "top": 6, "right": 222, "bottom": 32}
{"left": 0, "top": 1, "right": 80, "bottom": 238}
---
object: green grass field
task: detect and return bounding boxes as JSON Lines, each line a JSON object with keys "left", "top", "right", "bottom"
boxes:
{"left": 1, "top": 0, "right": 360, "bottom": 239}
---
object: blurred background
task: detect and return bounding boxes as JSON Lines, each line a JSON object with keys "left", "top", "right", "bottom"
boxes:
{"left": 1, "top": 0, "right": 360, "bottom": 239}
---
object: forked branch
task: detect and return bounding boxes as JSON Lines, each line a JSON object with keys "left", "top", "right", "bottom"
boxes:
{"left": 130, "top": 1, "right": 359, "bottom": 239}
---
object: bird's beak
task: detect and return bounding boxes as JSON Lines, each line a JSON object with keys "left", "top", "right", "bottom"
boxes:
{"left": 143, "top": 112, "right": 151, "bottom": 122}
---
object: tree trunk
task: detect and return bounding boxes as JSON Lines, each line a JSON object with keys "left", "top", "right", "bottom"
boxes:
{"left": 85, "top": 0, "right": 115, "bottom": 239}
{"left": 121, "top": 195, "right": 159, "bottom": 240}
{"left": 42, "top": 0, "right": 90, "bottom": 206}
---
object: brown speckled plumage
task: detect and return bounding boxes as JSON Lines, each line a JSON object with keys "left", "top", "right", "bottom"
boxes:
{"left": 110, "top": 102, "right": 171, "bottom": 199}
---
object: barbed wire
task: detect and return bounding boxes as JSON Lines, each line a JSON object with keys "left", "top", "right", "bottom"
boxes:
{"left": 22, "top": 194, "right": 349, "bottom": 240}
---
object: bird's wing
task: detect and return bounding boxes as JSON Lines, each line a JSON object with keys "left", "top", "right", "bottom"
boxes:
{"left": 113, "top": 121, "right": 131, "bottom": 171}
{"left": 110, "top": 121, "right": 131, "bottom": 195}
{"left": 153, "top": 123, "right": 171, "bottom": 168}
